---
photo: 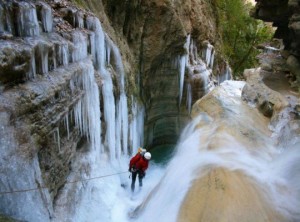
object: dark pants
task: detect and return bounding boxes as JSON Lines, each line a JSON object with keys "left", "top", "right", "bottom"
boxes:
{"left": 131, "top": 170, "right": 143, "bottom": 192}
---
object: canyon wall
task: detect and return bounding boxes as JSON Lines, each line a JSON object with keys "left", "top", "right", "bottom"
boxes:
{"left": 0, "top": 0, "right": 231, "bottom": 220}
{"left": 0, "top": 0, "right": 144, "bottom": 220}
{"left": 84, "top": 0, "right": 231, "bottom": 150}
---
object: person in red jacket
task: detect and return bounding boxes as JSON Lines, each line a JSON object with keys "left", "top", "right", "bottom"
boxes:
{"left": 129, "top": 151, "right": 151, "bottom": 192}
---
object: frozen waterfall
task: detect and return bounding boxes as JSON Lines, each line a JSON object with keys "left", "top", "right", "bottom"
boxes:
{"left": 0, "top": 3, "right": 145, "bottom": 222}
{"left": 177, "top": 35, "right": 215, "bottom": 111}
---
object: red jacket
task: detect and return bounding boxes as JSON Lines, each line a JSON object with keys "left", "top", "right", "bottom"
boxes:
{"left": 129, "top": 154, "right": 149, "bottom": 173}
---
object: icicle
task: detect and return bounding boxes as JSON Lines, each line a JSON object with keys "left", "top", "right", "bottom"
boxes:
{"left": 57, "top": 42, "right": 69, "bottom": 66}
{"left": 16, "top": 2, "right": 39, "bottom": 37}
{"left": 107, "top": 40, "right": 128, "bottom": 143}
{"left": 186, "top": 83, "right": 192, "bottom": 113}
{"left": 115, "top": 100, "right": 122, "bottom": 159}
{"left": 88, "top": 32, "right": 96, "bottom": 61}
{"left": 120, "top": 93, "right": 129, "bottom": 155}
{"left": 129, "top": 98, "right": 138, "bottom": 154}
{"left": 85, "top": 15, "right": 132, "bottom": 159}
{"left": 210, "top": 49, "right": 215, "bottom": 69}
{"left": 38, "top": 2, "right": 53, "bottom": 33}
{"left": 72, "top": 61, "right": 101, "bottom": 151}
{"left": 178, "top": 55, "right": 187, "bottom": 105}
{"left": 28, "top": 49, "right": 36, "bottom": 80}
{"left": 34, "top": 40, "right": 49, "bottom": 75}
{"left": 85, "top": 16, "right": 105, "bottom": 71}
{"left": 74, "top": 101, "right": 83, "bottom": 136}
{"left": 204, "top": 43, "right": 213, "bottom": 67}
{"left": 75, "top": 11, "right": 84, "bottom": 28}
{"left": 71, "top": 31, "right": 88, "bottom": 62}
{"left": 0, "top": 3, "right": 14, "bottom": 35}
{"left": 54, "top": 127, "right": 61, "bottom": 153}
{"left": 108, "top": 38, "right": 129, "bottom": 157}
{"left": 64, "top": 115, "right": 70, "bottom": 140}
{"left": 129, "top": 97, "right": 145, "bottom": 155}
{"left": 101, "top": 69, "right": 116, "bottom": 158}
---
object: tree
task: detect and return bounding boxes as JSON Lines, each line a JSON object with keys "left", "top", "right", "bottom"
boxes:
{"left": 216, "top": 0, "right": 273, "bottom": 78}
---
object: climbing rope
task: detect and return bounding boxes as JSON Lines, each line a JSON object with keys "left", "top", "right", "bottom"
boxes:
{"left": 0, "top": 171, "right": 128, "bottom": 195}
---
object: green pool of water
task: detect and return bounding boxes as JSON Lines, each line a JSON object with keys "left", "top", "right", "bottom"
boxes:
{"left": 149, "top": 144, "right": 176, "bottom": 165}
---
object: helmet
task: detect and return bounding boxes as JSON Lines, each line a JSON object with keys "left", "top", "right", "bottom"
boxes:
{"left": 144, "top": 152, "right": 151, "bottom": 160}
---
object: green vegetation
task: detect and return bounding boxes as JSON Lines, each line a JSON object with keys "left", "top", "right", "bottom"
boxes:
{"left": 216, "top": 0, "right": 274, "bottom": 78}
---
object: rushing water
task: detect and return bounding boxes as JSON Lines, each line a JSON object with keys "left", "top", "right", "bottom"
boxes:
{"left": 1, "top": 1, "right": 299, "bottom": 221}
{"left": 100, "top": 81, "right": 300, "bottom": 222}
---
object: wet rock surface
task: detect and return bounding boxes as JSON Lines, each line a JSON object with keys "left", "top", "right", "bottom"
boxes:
{"left": 0, "top": 1, "right": 127, "bottom": 220}
{"left": 252, "top": 0, "right": 300, "bottom": 92}
{"left": 242, "top": 45, "right": 300, "bottom": 146}
{"left": 178, "top": 80, "right": 299, "bottom": 222}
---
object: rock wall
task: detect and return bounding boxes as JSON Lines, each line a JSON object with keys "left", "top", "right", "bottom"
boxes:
{"left": 0, "top": 0, "right": 144, "bottom": 221}
{"left": 252, "top": 0, "right": 300, "bottom": 92}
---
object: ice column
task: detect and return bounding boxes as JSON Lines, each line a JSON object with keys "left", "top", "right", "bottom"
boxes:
{"left": 86, "top": 16, "right": 116, "bottom": 157}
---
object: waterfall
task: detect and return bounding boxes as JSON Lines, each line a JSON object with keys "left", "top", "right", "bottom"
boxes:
{"left": 139, "top": 117, "right": 300, "bottom": 221}
{"left": 218, "top": 63, "right": 232, "bottom": 85}
{"left": 132, "top": 81, "right": 300, "bottom": 222}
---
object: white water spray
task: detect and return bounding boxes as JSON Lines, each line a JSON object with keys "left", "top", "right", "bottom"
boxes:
{"left": 132, "top": 82, "right": 300, "bottom": 222}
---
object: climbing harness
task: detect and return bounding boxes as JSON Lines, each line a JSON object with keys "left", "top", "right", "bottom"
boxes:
{"left": 0, "top": 171, "right": 128, "bottom": 195}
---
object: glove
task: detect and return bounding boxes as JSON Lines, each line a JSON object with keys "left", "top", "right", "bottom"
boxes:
{"left": 141, "top": 171, "right": 146, "bottom": 178}
{"left": 128, "top": 167, "right": 131, "bottom": 172}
